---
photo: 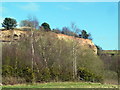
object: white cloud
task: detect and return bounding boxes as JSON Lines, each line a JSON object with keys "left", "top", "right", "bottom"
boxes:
{"left": 20, "top": 3, "right": 40, "bottom": 12}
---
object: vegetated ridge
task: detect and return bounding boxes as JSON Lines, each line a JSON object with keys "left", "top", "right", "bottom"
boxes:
{"left": 0, "top": 29, "right": 97, "bottom": 54}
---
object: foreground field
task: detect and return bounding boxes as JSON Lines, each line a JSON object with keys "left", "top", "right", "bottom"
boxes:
{"left": 1, "top": 82, "right": 118, "bottom": 88}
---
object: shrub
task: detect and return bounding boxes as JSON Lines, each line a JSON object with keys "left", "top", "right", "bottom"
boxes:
{"left": 77, "top": 67, "right": 103, "bottom": 83}
{"left": 19, "top": 66, "right": 35, "bottom": 82}
{"left": 41, "top": 22, "right": 51, "bottom": 31}
{"left": 52, "top": 29, "right": 61, "bottom": 34}
{"left": 40, "top": 68, "right": 51, "bottom": 82}
{"left": 2, "top": 65, "right": 14, "bottom": 77}
{"left": 2, "top": 76, "right": 26, "bottom": 85}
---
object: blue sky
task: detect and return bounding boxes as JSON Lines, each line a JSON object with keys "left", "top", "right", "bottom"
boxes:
{"left": 0, "top": 2, "right": 118, "bottom": 50}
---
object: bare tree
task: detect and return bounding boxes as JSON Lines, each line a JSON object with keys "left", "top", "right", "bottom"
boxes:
{"left": 27, "top": 15, "right": 39, "bottom": 29}
{"left": 70, "top": 23, "right": 80, "bottom": 80}
{"left": 26, "top": 15, "right": 39, "bottom": 82}
{"left": 71, "top": 22, "right": 81, "bottom": 35}
{"left": 20, "top": 15, "right": 39, "bottom": 30}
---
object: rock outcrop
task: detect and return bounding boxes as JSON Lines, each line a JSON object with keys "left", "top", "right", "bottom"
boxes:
{"left": 57, "top": 34, "right": 97, "bottom": 54}
{"left": 0, "top": 30, "right": 27, "bottom": 42}
{"left": 0, "top": 30, "right": 97, "bottom": 54}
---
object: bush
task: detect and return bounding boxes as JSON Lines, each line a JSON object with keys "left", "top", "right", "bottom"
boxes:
{"left": 41, "top": 22, "right": 51, "bottom": 31}
{"left": 77, "top": 67, "right": 103, "bottom": 83}
{"left": 2, "top": 65, "right": 14, "bottom": 77}
{"left": 18, "top": 67, "right": 35, "bottom": 83}
{"left": 40, "top": 68, "right": 51, "bottom": 82}
{"left": 2, "top": 76, "right": 26, "bottom": 85}
{"left": 52, "top": 29, "right": 61, "bottom": 34}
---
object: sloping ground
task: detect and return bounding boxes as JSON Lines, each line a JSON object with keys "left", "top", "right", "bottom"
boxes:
{"left": 0, "top": 30, "right": 97, "bottom": 54}
{"left": 57, "top": 34, "right": 97, "bottom": 54}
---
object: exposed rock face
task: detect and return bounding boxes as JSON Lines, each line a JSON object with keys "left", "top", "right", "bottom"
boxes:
{"left": 0, "top": 30, "right": 97, "bottom": 54}
{"left": 0, "top": 30, "right": 27, "bottom": 41}
{"left": 57, "top": 34, "right": 97, "bottom": 54}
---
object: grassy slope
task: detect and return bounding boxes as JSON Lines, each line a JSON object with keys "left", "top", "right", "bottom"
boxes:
{"left": 2, "top": 82, "right": 118, "bottom": 88}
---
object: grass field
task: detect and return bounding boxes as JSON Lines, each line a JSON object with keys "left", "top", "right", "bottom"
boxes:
{"left": 1, "top": 82, "right": 119, "bottom": 88}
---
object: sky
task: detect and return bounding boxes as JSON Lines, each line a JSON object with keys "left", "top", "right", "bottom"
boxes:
{"left": 0, "top": 2, "right": 118, "bottom": 50}
{"left": 1, "top": 0, "right": 119, "bottom": 2}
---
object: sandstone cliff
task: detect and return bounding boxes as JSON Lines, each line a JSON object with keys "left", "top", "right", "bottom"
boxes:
{"left": 0, "top": 30, "right": 97, "bottom": 54}
{"left": 57, "top": 34, "right": 97, "bottom": 54}
{"left": 0, "top": 30, "right": 27, "bottom": 41}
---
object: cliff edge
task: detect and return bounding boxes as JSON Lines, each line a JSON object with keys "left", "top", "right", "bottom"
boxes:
{"left": 0, "top": 30, "right": 97, "bottom": 54}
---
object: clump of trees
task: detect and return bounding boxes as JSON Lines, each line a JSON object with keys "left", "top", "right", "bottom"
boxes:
{"left": 2, "top": 18, "right": 17, "bottom": 30}
{"left": 52, "top": 23, "right": 92, "bottom": 40}
{"left": 61, "top": 27, "right": 78, "bottom": 37}
{"left": 1, "top": 17, "right": 92, "bottom": 40}
{"left": 77, "top": 67, "right": 103, "bottom": 82}
{"left": 96, "top": 49, "right": 120, "bottom": 85}
{"left": 79, "top": 30, "right": 92, "bottom": 40}
{"left": 2, "top": 30, "right": 104, "bottom": 85}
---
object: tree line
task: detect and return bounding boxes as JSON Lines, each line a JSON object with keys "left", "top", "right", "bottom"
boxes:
{"left": 1, "top": 17, "right": 92, "bottom": 40}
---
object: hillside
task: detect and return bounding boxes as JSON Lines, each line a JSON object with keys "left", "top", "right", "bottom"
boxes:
{"left": 57, "top": 34, "right": 97, "bottom": 54}
{"left": 0, "top": 30, "right": 97, "bottom": 54}
{"left": 1, "top": 29, "right": 113, "bottom": 85}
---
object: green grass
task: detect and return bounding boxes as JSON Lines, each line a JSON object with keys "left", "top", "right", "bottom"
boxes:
{"left": 1, "top": 82, "right": 118, "bottom": 88}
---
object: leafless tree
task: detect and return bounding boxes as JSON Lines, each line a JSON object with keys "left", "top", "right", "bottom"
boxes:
{"left": 70, "top": 23, "right": 80, "bottom": 80}
{"left": 71, "top": 22, "right": 81, "bottom": 35}
{"left": 27, "top": 15, "right": 39, "bottom": 29}
{"left": 20, "top": 15, "right": 39, "bottom": 30}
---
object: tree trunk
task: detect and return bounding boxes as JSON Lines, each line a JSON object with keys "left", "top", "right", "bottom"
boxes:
{"left": 72, "top": 41, "right": 77, "bottom": 80}
{"left": 31, "top": 29, "right": 35, "bottom": 83}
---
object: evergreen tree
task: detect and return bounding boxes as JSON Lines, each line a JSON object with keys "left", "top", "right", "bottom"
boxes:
{"left": 81, "top": 30, "right": 89, "bottom": 39}
{"left": 41, "top": 22, "right": 51, "bottom": 31}
{"left": 2, "top": 18, "right": 17, "bottom": 30}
